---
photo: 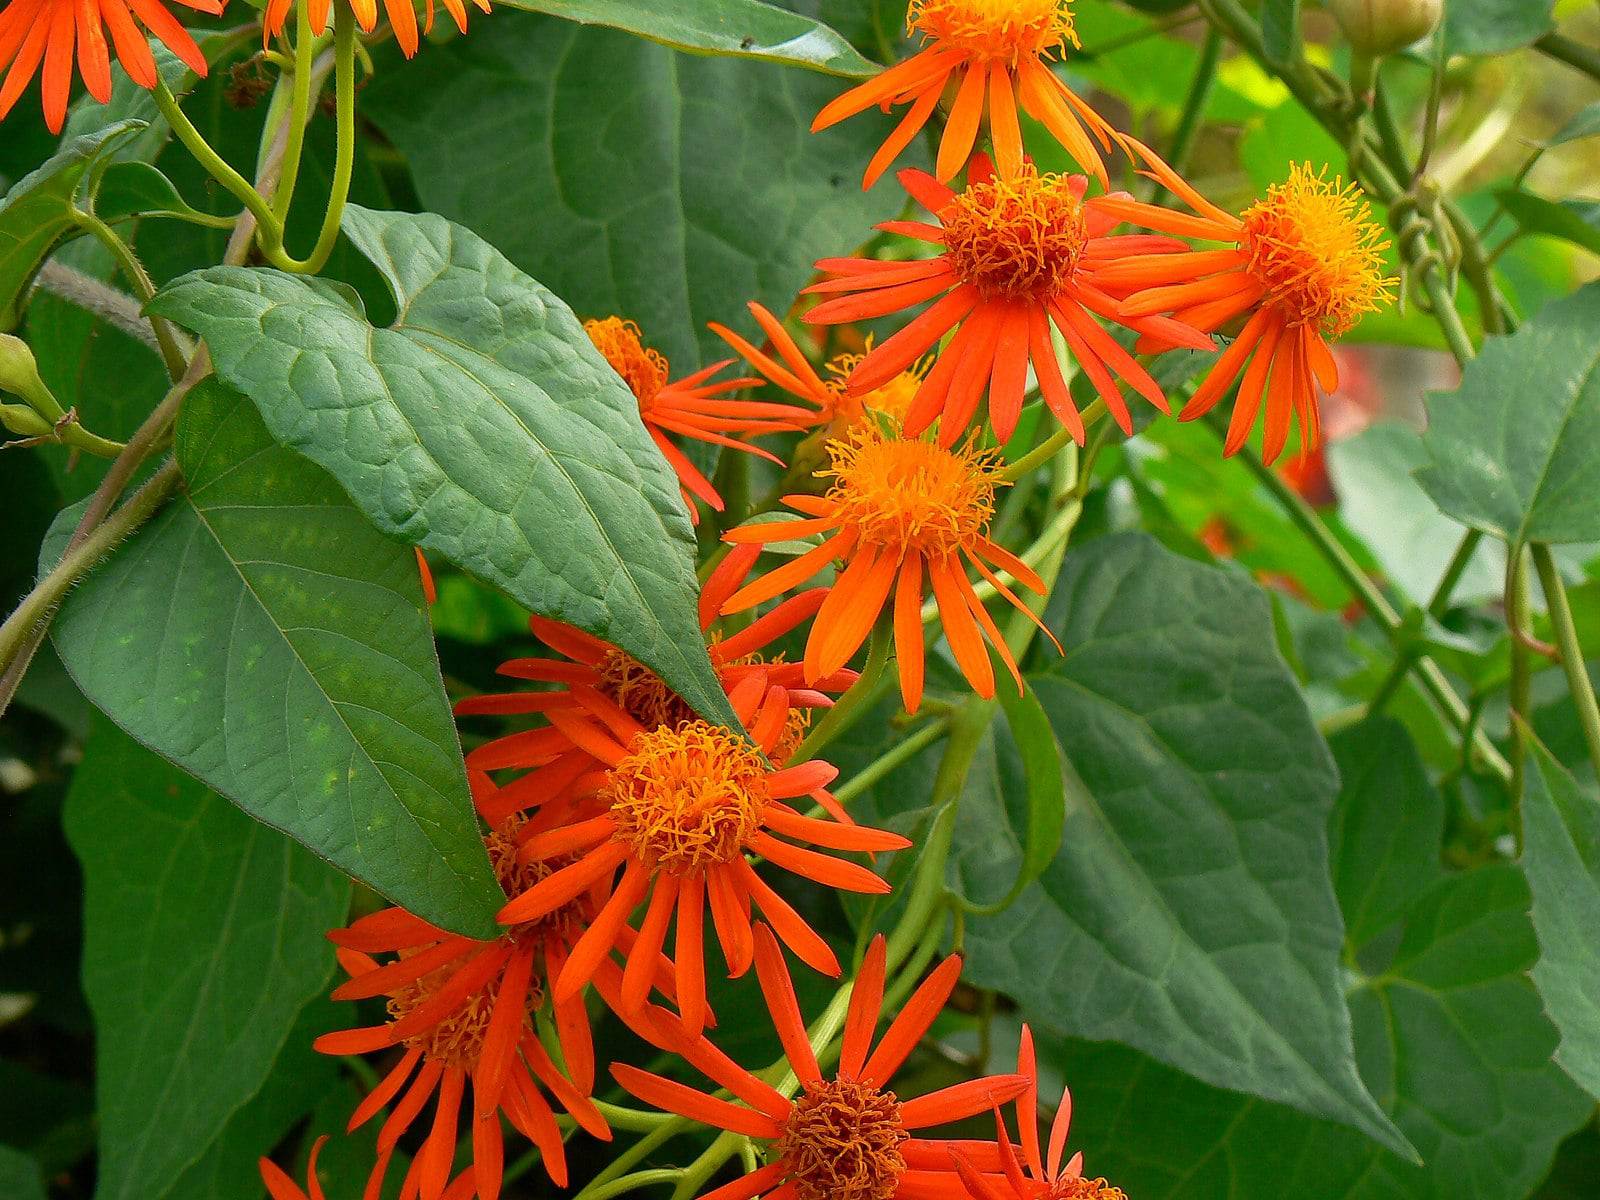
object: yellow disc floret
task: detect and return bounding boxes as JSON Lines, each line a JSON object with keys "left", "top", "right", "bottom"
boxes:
{"left": 1240, "top": 164, "right": 1394, "bottom": 337}
{"left": 823, "top": 425, "right": 1002, "bottom": 560}
{"left": 1046, "top": 1179, "right": 1129, "bottom": 1200}
{"left": 826, "top": 351, "right": 932, "bottom": 430}
{"left": 607, "top": 721, "right": 769, "bottom": 875}
{"left": 777, "top": 1079, "right": 909, "bottom": 1200}
{"left": 388, "top": 965, "right": 536, "bottom": 1070}
{"left": 908, "top": 0, "right": 1079, "bottom": 62}
{"left": 585, "top": 316, "right": 670, "bottom": 409}
{"left": 941, "top": 166, "right": 1090, "bottom": 302}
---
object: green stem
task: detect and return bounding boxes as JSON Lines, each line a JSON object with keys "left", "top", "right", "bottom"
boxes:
{"left": 1150, "top": 24, "right": 1222, "bottom": 206}
{"left": 791, "top": 618, "right": 893, "bottom": 762}
{"left": 583, "top": 1170, "right": 684, "bottom": 1200}
{"left": 574, "top": 1117, "right": 688, "bottom": 1200}
{"left": 0, "top": 459, "right": 181, "bottom": 675}
{"left": 72, "top": 211, "right": 188, "bottom": 379}
{"left": 294, "top": 6, "right": 357, "bottom": 275}
{"left": 1536, "top": 32, "right": 1600, "bottom": 83}
{"left": 152, "top": 80, "right": 289, "bottom": 266}
{"left": 1001, "top": 399, "right": 1104, "bottom": 481}
{"left": 593, "top": 1100, "right": 678, "bottom": 1132}
{"left": 1231, "top": 440, "right": 1511, "bottom": 785}
{"left": 1532, "top": 543, "right": 1600, "bottom": 784}
{"left": 1367, "top": 529, "right": 1482, "bottom": 717}
{"left": 270, "top": 0, "right": 318, "bottom": 227}
{"left": 1506, "top": 546, "right": 1534, "bottom": 804}
{"left": 832, "top": 717, "right": 949, "bottom": 806}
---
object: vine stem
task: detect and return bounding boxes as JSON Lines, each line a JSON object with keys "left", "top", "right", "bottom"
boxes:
{"left": 71, "top": 211, "right": 189, "bottom": 379}
{"left": 1532, "top": 544, "right": 1600, "bottom": 787}
{"left": 0, "top": 460, "right": 181, "bottom": 672}
{"left": 1366, "top": 528, "right": 1482, "bottom": 717}
{"left": 1229, "top": 439, "right": 1511, "bottom": 785}
{"left": 1506, "top": 547, "right": 1534, "bottom": 804}
{"left": 270, "top": 0, "right": 318, "bottom": 227}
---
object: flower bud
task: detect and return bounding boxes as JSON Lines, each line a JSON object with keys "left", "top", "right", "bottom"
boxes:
{"left": 1329, "top": 0, "right": 1443, "bottom": 56}
{"left": 0, "top": 333, "right": 63, "bottom": 420}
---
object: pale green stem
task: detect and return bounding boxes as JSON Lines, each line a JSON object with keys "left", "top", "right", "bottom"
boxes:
{"left": 1532, "top": 544, "right": 1600, "bottom": 786}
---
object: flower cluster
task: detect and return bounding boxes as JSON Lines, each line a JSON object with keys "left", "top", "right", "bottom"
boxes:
{"left": 199, "top": 0, "right": 1394, "bottom": 1196}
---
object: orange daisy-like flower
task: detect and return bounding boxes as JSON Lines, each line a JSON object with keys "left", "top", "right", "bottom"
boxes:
{"left": 262, "top": 0, "right": 488, "bottom": 57}
{"left": 614, "top": 928, "right": 1031, "bottom": 1200}
{"left": 310, "top": 782, "right": 616, "bottom": 1199}
{"left": 456, "top": 545, "right": 856, "bottom": 824}
{"left": 813, "top": 0, "right": 1121, "bottom": 188}
{"left": 261, "top": 1136, "right": 482, "bottom": 1200}
{"left": 949, "top": 1026, "right": 1127, "bottom": 1200}
{"left": 720, "top": 422, "right": 1055, "bottom": 714}
{"left": 1096, "top": 152, "right": 1394, "bottom": 464}
{"left": 710, "top": 301, "right": 933, "bottom": 438}
{"left": 0, "top": 0, "right": 220, "bottom": 131}
{"left": 803, "top": 158, "right": 1213, "bottom": 447}
{"left": 492, "top": 687, "right": 908, "bottom": 1038}
{"left": 585, "top": 316, "right": 808, "bottom": 522}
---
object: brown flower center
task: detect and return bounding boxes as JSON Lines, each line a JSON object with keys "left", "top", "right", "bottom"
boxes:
{"left": 776, "top": 1079, "right": 909, "bottom": 1200}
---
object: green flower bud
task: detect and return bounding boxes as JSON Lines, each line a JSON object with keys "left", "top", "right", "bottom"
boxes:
{"left": 1329, "top": 0, "right": 1444, "bottom": 56}
{"left": 0, "top": 333, "right": 63, "bottom": 420}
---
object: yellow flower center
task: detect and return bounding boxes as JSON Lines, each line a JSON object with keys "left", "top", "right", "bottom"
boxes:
{"left": 940, "top": 166, "right": 1090, "bottom": 302}
{"left": 824, "top": 425, "right": 1001, "bottom": 560}
{"left": 1239, "top": 164, "right": 1394, "bottom": 337}
{"left": 777, "top": 1080, "right": 909, "bottom": 1200}
{"left": 606, "top": 721, "right": 769, "bottom": 875}
{"left": 826, "top": 352, "right": 932, "bottom": 429}
{"left": 1045, "top": 1179, "right": 1129, "bottom": 1200}
{"left": 585, "top": 316, "right": 669, "bottom": 409}
{"left": 908, "top": 0, "right": 1079, "bottom": 62}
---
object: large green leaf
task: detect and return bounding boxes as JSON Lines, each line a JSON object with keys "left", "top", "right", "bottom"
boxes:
{"left": 499, "top": 0, "right": 875, "bottom": 74}
{"left": 0, "top": 120, "right": 142, "bottom": 329}
{"left": 46, "top": 381, "right": 502, "bottom": 934}
{"left": 363, "top": 11, "right": 910, "bottom": 369}
{"left": 1031, "top": 718, "right": 1589, "bottom": 1199}
{"left": 1417, "top": 282, "right": 1600, "bottom": 548}
{"left": 1524, "top": 741, "right": 1600, "bottom": 1100}
{"left": 957, "top": 533, "right": 1407, "bottom": 1153}
{"left": 1444, "top": 0, "right": 1554, "bottom": 56}
{"left": 63, "top": 718, "right": 350, "bottom": 1200}
{"left": 1498, "top": 190, "right": 1600, "bottom": 259}
{"left": 148, "top": 205, "right": 737, "bottom": 732}
{"left": 0, "top": 1148, "right": 45, "bottom": 1200}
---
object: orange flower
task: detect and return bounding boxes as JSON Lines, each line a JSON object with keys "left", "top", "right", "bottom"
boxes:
{"left": 710, "top": 301, "right": 933, "bottom": 437}
{"left": 492, "top": 685, "right": 908, "bottom": 1037}
{"left": 803, "top": 158, "right": 1213, "bottom": 447}
{"left": 585, "top": 316, "right": 809, "bottom": 522}
{"left": 813, "top": 0, "right": 1122, "bottom": 188}
{"left": 456, "top": 546, "right": 857, "bottom": 824}
{"left": 720, "top": 423, "right": 1056, "bottom": 714}
{"left": 310, "top": 780, "right": 616, "bottom": 1199}
{"left": 1096, "top": 152, "right": 1394, "bottom": 464}
{"left": 262, "top": 0, "right": 488, "bottom": 57}
{"left": 949, "top": 1026, "right": 1127, "bottom": 1200}
{"left": 0, "top": 0, "right": 221, "bottom": 131}
{"left": 614, "top": 928, "right": 1031, "bottom": 1200}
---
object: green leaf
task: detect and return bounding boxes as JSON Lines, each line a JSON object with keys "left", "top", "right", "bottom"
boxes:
{"left": 1327, "top": 422, "right": 1507, "bottom": 606}
{"left": 46, "top": 381, "right": 502, "bottom": 934}
{"left": 986, "top": 683, "right": 1067, "bottom": 912}
{"left": 95, "top": 161, "right": 232, "bottom": 227}
{"left": 1548, "top": 101, "right": 1600, "bottom": 148}
{"left": 148, "top": 205, "right": 736, "bottom": 732}
{"left": 1030, "top": 719, "right": 1588, "bottom": 1199}
{"left": 1417, "top": 281, "right": 1600, "bottom": 547}
{"left": 1498, "top": 190, "right": 1600, "bottom": 258}
{"left": 1443, "top": 0, "right": 1554, "bottom": 56}
{"left": 0, "top": 120, "right": 143, "bottom": 329}
{"left": 161, "top": 997, "right": 342, "bottom": 1200}
{"left": 0, "top": 1147, "right": 45, "bottom": 1200}
{"left": 63, "top": 717, "right": 350, "bottom": 1200}
{"left": 1524, "top": 740, "right": 1600, "bottom": 1100}
{"left": 961, "top": 533, "right": 1408, "bottom": 1154}
{"left": 498, "top": 0, "right": 876, "bottom": 75}
{"left": 362, "top": 11, "right": 914, "bottom": 369}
